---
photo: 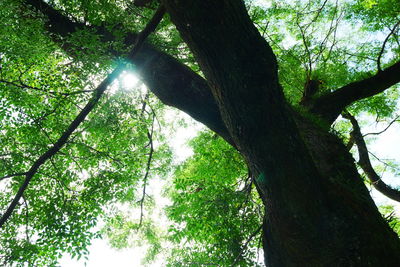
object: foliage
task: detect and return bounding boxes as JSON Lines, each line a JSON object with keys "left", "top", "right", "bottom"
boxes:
{"left": 165, "top": 131, "right": 263, "bottom": 266}
{"left": 0, "top": 0, "right": 399, "bottom": 265}
{"left": 251, "top": 0, "right": 399, "bottom": 111}
{"left": 0, "top": 1, "right": 172, "bottom": 264}
{"left": 380, "top": 206, "right": 400, "bottom": 237}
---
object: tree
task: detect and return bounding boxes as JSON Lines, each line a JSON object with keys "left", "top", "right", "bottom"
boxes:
{"left": 1, "top": 0, "right": 400, "bottom": 266}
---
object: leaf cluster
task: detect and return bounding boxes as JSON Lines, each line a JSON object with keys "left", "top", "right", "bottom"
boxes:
{"left": 165, "top": 131, "right": 263, "bottom": 266}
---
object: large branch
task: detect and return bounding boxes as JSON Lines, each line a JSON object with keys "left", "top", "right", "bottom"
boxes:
{"left": 309, "top": 61, "right": 400, "bottom": 124}
{"left": 0, "top": 6, "right": 165, "bottom": 228}
{"left": 343, "top": 112, "right": 400, "bottom": 202}
{"left": 24, "top": 0, "right": 233, "bottom": 145}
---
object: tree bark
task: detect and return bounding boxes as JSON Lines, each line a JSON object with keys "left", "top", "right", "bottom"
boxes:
{"left": 162, "top": 0, "right": 400, "bottom": 266}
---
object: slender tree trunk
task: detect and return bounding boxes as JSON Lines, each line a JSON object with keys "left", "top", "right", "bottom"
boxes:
{"left": 162, "top": 0, "right": 400, "bottom": 265}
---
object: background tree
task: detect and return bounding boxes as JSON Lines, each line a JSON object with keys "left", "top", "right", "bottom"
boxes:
{"left": 1, "top": 0, "right": 400, "bottom": 266}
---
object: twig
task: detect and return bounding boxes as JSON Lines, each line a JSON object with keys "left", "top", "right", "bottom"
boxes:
{"left": 363, "top": 116, "right": 400, "bottom": 137}
{"left": 0, "top": 172, "right": 27, "bottom": 182}
{"left": 0, "top": 79, "right": 93, "bottom": 96}
{"left": 68, "top": 141, "right": 122, "bottom": 164}
{"left": 368, "top": 151, "right": 398, "bottom": 171}
{"left": 342, "top": 50, "right": 376, "bottom": 62}
{"left": 32, "top": 96, "right": 68, "bottom": 125}
{"left": 138, "top": 114, "right": 155, "bottom": 228}
{"left": 140, "top": 91, "right": 150, "bottom": 116}
{"left": 377, "top": 20, "right": 400, "bottom": 72}
{"left": 296, "top": 17, "right": 313, "bottom": 75}
{"left": 231, "top": 224, "right": 263, "bottom": 266}
{"left": 22, "top": 196, "right": 30, "bottom": 242}
{"left": 316, "top": 3, "right": 342, "bottom": 64}
{"left": 256, "top": 232, "right": 262, "bottom": 264}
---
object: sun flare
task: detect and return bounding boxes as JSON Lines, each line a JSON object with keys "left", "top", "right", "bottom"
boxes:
{"left": 121, "top": 72, "right": 140, "bottom": 89}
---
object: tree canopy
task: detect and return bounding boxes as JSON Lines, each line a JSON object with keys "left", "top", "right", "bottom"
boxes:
{"left": 0, "top": 0, "right": 400, "bottom": 266}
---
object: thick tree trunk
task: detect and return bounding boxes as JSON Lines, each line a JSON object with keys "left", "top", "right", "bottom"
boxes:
{"left": 292, "top": 116, "right": 400, "bottom": 266}
{"left": 163, "top": 0, "right": 400, "bottom": 266}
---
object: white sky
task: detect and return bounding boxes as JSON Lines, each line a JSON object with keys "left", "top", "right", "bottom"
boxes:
{"left": 60, "top": 240, "right": 152, "bottom": 267}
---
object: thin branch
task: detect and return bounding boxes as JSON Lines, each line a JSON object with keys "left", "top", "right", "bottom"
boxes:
{"left": 48, "top": 157, "right": 77, "bottom": 192}
{"left": 22, "top": 196, "right": 30, "bottom": 242}
{"left": 342, "top": 50, "right": 377, "bottom": 62}
{"left": 140, "top": 91, "right": 150, "bottom": 116}
{"left": 231, "top": 224, "right": 263, "bottom": 267}
{"left": 38, "top": 169, "right": 76, "bottom": 196}
{"left": 377, "top": 20, "right": 400, "bottom": 72}
{"left": 256, "top": 231, "right": 262, "bottom": 264}
{"left": 295, "top": 0, "right": 330, "bottom": 76}
{"left": 295, "top": 17, "right": 313, "bottom": 75}
{"left": 317, "top": 5, "right": 343, "bottom": 65}
{"left": 138, "top": 114, "right": 155, "bottom": 228}
{"left": 32, "top": 96, "right": 68, "bottom": 125}
{"left": 0, "top": 5, "right": 166, "bottom": 228}
{"left": 363, "top": 116, "right": 400, "bottom": 137}
{"left": 321, "top": 17, "right": 340, "bottom": 64}
{"left": 0, "top": 172, "right": 27, "bottom": 182}
{"left": 368, "top": 151, "right": 399, "bottom": 173}
{"left": 343, "top": 111, "right": 400, "bottom": 202}
{"left": 68, "top": 141, "right": 122, "bottom": 164}
{"left": 128, "top": 5, "right": 166, "bottom": 58}
{"left": 237, "top": 174, "right": 253, "bottom": 211}
{"left": 298, "top": 0, "right": 329, "bottom": 31}
{"left": 0, "top": 79, "right": 93, "bottom": 96}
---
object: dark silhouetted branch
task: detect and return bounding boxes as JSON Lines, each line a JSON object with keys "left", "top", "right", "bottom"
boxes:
{"left": 377, "top": 20, "right": 400, "bottom": 72}
{"left": 363, "top": 116, "right": 400, "bottom": 137}
{"left": 0, "top": 6, "right": 165, "bottom": 228}
{"left": 0, "top": 172, "right": 27, "bottom": 182}
{"left": 231, "top": 224, "right": 263, "bottom": 267}
{"left": 310, "top": 60, "right": 400, "bottom": 124}
{"left": 343, "top": 112, "right": 400, "bottom": 202}
{"left": 138, "top": 119, "right": 154, "bottom": 228}
{"left": 0, "top": 67, "right": 123, "bottom": 228}
{"left": 0, "top": 79, "right": 93, "bottom": 96}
